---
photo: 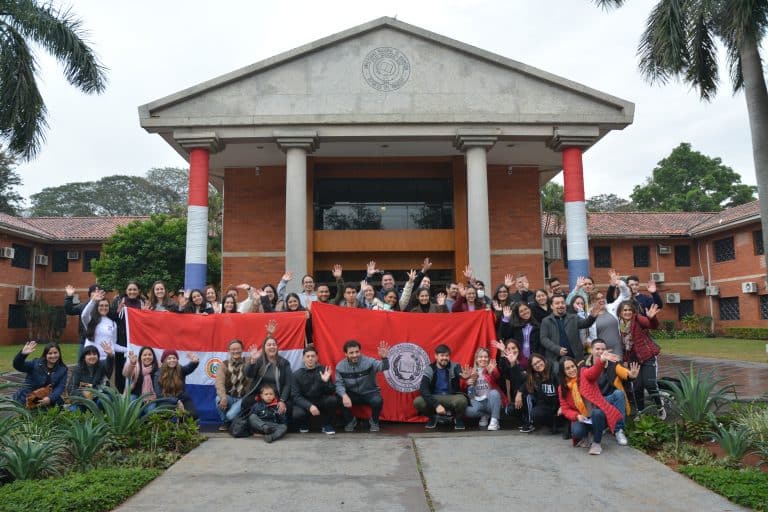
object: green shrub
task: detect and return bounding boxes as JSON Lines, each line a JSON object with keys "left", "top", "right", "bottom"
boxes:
{"left": 0, "top": 467, "right": 161, "bottom": 512}
{"left": 0, "top": 438, "right": 65, "bottom": 480}
{"left": 735, "top": 404, "right": 768, "bottom": 447}
{"left": 666, "top": 364, "right": 735, "bottom": 440}
{"left": 655, "top": 440, "right": 716, "bottom": 467}
{"left": 95, "top": 448, "right": 181, "bottom": 470}
{"left": 626, "top": 414, "right": 674, "bottom": 451}
{"left": 679, "top": 466, "right": 768, "bottom": 511}
{"left": 711, "top": 425, "right": 752, "bottom": 466}
{"left": 65, "top": 415, "right": 110, "bottom": 470}
{"left": 135, "top": 410, "right": 204, "bottom": 454}
{"left": 725, "top": 327, "right": 768, "bottom": 340}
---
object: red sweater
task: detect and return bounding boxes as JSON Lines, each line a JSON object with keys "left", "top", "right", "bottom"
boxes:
{"left": 558, "top": 362, "right": 623, "bottom": 433}
{"left": 626, "top": 315, "right": 660, "bottom": 363}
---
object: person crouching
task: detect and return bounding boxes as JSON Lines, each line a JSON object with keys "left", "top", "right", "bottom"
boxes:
{"left": 248, "top": 384, "right": 287, "bottom": 443}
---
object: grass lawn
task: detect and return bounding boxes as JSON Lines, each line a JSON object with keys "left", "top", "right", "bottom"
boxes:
{"left": 658, "top": 337, "right": 768, "bottom": 364}
{"left": 0, "top": 343, "right": 80, "bottom": 374}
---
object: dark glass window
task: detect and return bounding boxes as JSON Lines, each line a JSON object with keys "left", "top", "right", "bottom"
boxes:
{"left": 593, "top": 246, "right": 612, "bottom": 268}
{"left": 52, "top": 250, "right": 68, "bottom": 272}
{"left": 11, "top": 244, "right": 31, "bottom": 269}
{"left": 313, "top": 178, "right": 453, "bottom": 230}
{"left": 761, "top": 296, "right": 768, "bottom": 320}
{"left": 714, "top": 237, "right": 735, "bottom": 262}
{"left": 718, "top": 297, "right": 740, "bottom": 320}
{"left": 8, "top": 304, "right": 26, "bottom": 329}
{"left": 83, "top": 250, "right": 100, "bottom": 273}
{"left": 754, "top": 230, "right": 764, "bottom": 256}
{"left": 677, "top": 300, "right": 694, "bottom": 321}
{"left": 633, "top": 246, "right": 650, "bottom": 268}
{"left": 675, "top": 245, "right": 691, "bottom": 267}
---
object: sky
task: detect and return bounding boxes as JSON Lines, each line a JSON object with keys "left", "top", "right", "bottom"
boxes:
{"left": 12, "top": 0, "right": 759, "bottom": 205}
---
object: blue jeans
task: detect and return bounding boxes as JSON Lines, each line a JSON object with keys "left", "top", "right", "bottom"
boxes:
{"left": 464, "top": 390, "right": 501, "bottom": 420}
{"left": 571, "top": 407, "right": 606, "bottom": 444}
{"left": 215, "top": 395, "right": 243, "bottom": 422}
{"left": 604, "top": 389, "right": 626, "bottom": 430}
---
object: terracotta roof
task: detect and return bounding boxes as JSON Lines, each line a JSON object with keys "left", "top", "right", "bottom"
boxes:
{"left": 542, "top": 200, "right": 761, "bottom": 238}
{"left": 0, "top": 215, "right": 149, "bottom": 241}
{"left": 688, "top": 200, "right": 761, "bottom": 235}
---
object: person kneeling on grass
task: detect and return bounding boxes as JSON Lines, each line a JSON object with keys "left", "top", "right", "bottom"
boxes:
{"left": 413, "top": 344, "right": 470, "bottom": 430}
{"left": 558, "top": 352, "right": 624, "bottom": 456}
{"left": 248, "top": 384, "right": 288, "bottom": 443}
{"left": 335, "top": 339, "right": 390, "bottom": 433}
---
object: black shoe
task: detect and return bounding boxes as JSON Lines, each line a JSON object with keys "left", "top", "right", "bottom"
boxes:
{"left": 520, "top": 423, "right": 535, "bottom": 433}
{"left": 425, "top": 416, "right": 438, "bottom": 429}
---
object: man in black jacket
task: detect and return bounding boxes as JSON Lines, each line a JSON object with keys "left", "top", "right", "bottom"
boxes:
{"left": 540, "top": 295, "right": 602, "bottom": 367}
{"left": 292, "top": 346, "right": 339, "bottom": 435}
{"left": 413, "top": 344, "right": 471, "bottom": 430}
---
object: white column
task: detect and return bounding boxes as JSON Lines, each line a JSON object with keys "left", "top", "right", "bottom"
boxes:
{"left": 276, "top": 132, "right": 318, "bottom": 294}
{"left": 456, "top": 131, "right": 497, "bottom": 286}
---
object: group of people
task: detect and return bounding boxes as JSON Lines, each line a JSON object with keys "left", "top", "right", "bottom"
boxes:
{"left": 12, "top": 258, "right": 665, "bottom": 454}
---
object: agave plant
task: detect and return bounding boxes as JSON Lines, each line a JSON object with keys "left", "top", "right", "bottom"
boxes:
{"left": 665, "top": 364, "right": 735, "bottom": 440}
{"left": 711, "top": 425, "right": 752, "bottom": 467}
{"left": 13, "top": 406, "right": 67, "bottom": 444}
{"left": 65, "top": 415, "right": 110, "bottom": 470}
{"left": 0, "top": 438, "right": 64, "bottom": 480}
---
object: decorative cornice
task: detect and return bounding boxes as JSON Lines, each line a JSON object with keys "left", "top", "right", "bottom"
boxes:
{"left": 174, "top": 131, "right": 225, "bottom": 153}
{"left": 546, "top": 126, "right": 599, "bottom": 152}
{"left": 274, "top": 130, "right": 319, "bottom": 153}
{"left": 454, "top": 129, "right": 498, "bottom": 152}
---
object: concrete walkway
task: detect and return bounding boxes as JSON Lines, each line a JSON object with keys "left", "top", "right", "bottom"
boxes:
{"left": 114, "top": 431, "right": 746, "bottom": 512}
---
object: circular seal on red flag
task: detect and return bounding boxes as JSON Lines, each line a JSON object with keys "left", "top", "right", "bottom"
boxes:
{"left": 205, "top": 357, "right": 223, "bottom": 379}
{"left": 384, "top": 343, "right": 430, "bottom": 392}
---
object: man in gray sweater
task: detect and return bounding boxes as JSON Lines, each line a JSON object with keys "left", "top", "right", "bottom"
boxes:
{"left": 335, "top": 340, "right": 390, "bottom": 432}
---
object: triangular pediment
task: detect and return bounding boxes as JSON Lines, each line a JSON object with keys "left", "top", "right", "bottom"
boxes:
{"left": 139, "top": 17, "right": 633, "bottom": 130}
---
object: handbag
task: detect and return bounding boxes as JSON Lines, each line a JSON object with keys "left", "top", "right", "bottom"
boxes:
{"left": 26, "top": 385, "right": 51, "bottom": 409}
{"left": 229, "top": 410, "right": 252, "bottom": 438}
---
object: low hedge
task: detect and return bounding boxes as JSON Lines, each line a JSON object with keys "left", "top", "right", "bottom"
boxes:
{"left": 0, "top": 467, "right": 161, "bottom": 512}
{"left": 679, "top": 466, "right": 768, "bottom": 511}
{"left": 725, "top": 327, "right": 768, "bottom": 340}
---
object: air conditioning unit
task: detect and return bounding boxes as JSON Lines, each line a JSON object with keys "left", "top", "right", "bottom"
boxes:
{"left": 650, "top": 272, "right": 665, "bottom": 283}
{"left": 543, "top": 237, "right": 562, "bottom": 260}
{"left": 35, "top": 254, "right": 48, "bottom": 266}
{"left": 690, "top": 276, "right": 706, "bottom": 291}
{"left": 742, "top": 282, "right": 759, "bottom": 294}
{"left": 1, "top": 247, "right": 15, "bottom": 259}
{"left": 66, "top": 251, "right": 80, "bottom": 260}
{"left": 665, "top": 292, "right": 681, "bottom": 304}
{"left": 705, "top": 286, "right": 720, "bottom": 296}
{"left": 17, "top": 285, "right": 34, "bottom": 301}
{"left": 657, "top": 244, "right": 672, "bottom": 255}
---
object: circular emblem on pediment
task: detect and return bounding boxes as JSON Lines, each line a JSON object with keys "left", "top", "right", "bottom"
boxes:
{"left": 362, "top": 47, "right": 411, "bottom": 92}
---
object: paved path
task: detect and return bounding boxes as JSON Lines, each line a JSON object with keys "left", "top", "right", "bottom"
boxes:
{"left": 659, "top": 353, "right": 768, "bottom": 399}
{"left": 114, "top": 432, "right": 747, "bottom": 512}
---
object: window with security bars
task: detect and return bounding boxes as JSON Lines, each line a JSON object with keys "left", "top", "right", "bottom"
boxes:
{"left": 718, "top": 297, "right": 740, "bottom": 321}
{"left": 52, "top": 250, "right": 68, "bottom": 272}
{"left": 675, "top": 245, "right": 691, "bottom": 267}
{"left": 11, "top": 244, "right": 31, "bottom": 269}
{"left": 677, "top": 300, "right": 694, "bottom": 321}
{"left": 755, "top": 230, "right": 764, "bottom": 256}
{"left": 714, "top": 237, "right": 735, "bottom": 262}
{"left": 633, "top": 245, "right": 650, "bottom": 267}
{"left": 593, "top": 246, "right": 612, "bottom": 268}
{"left": 761, "top": 295, "right": 768, "bottom": 320}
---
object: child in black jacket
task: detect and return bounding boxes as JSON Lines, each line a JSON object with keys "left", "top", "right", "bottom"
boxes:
{"left": 248, "top": 384, "right": 287, "bottom": 443}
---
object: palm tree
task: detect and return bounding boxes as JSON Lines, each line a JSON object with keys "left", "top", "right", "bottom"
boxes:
{"left": 0, "top": 0, "right": 107, "bottom": 159}
{"left": 595, "top": 0, "right": 768, "bottom": 272}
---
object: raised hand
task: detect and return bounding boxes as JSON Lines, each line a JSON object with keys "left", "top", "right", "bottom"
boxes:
{"left": 589, "top": 299, "right": 604, "bottom": 317}
{"left": 101, "top": 341, "right": 113, "bottom": 356}
{"left": 186, "top": 352, "right": 199, "bottom": 364}
{"left": 504, "top": 345, "right": 519, "bottom": 365}
{"left": 281, "top": 272, "right": 293, "bottom": 282}
{"left": 576, "top": 276, "right": 586, "bottom": 289}
{"left": 407, "top": 269, "right": 417, "bottom": 282}
{"left": 320, "top": 366, "right": 332, "bottom": 382}
{"left": 460, "top": 364, "right": 474, "bottom": 380}
{"left": 462, "top": 265, "right": 473, "bottom": 281}
{"left": 646, "top": 303, "right": 659, "bottom": 319}
{"left": 609, "top": 269, "right": 619, "bottom": 287}
{"left": 436, "top": 292, "right": 447, "bottom": 306}
{"left": 492, "top": 340, "right": 505, "bottom": 352}
{"left": 249, "top": 345, "right": 262, "bottom": 362}
{"left": 628, "top": 361, "right": 641, "bottom": 379}
{"left": 366, "top": 260, "right": 380, "bottom": 277}
{"left": 492, "top": 300, "right": 502, "bottom": 312}
{"left": 647, "top": 279, "right": 657, "bottom": 294}
{"left": 21, "top": 340, "right": 37, "bottom": 355}
{"left": 266, "top": 319, "right": 277, "bottom": 335}
{"left": 487, "top": 359, "right": 497, "bottom": 374}
{"left": 332, "top": 264, "right": 343, "bottom": 279}
{"left": 600, "top": 350, "right": 620, "bottom": 364}
{"left": 128, "top": 351, "right": 138, "bottom": 365}
{"left": 93, "top": 289, "right": 106, "bottom": 302}
{"left": 378, "top": 340, "right": 390, "bottom": 358}
{"left": 421, "top": 257, "right": 432, "bottom": 273}
{"left": 502, "top": 305, "right": 513, "bottom": 319}
{"left": 504, "top": 273, "right": 514, "bottom": 288}
{"left": 65, "top": 285, "right": 75, "bottom": 297}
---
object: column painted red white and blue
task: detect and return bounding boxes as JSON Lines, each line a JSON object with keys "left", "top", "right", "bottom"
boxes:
{"left": 184, "top": 147, "right": 209, "bottom": 291}
{"left": 562, "top": 147, "right": 589, "bottom": 290}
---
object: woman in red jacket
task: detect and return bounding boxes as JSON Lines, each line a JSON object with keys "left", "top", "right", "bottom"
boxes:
{"left": 558, "top": 353, "right": 623, "bottom": 455}
{"left": 618, "top": 302, "right": 663, "bottom": 417}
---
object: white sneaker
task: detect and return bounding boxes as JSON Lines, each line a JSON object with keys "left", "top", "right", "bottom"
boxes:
{"left": 479, "top": 415, "right": 489, "bottom": 427}
{"left": 659, "top": 407, "right": 667, "bottom": 421}
{"left": 615, "top": 429, "right": 628, "bottom": 446}
{"left": 487, "top": 418, "right": 500, "bottom": 431}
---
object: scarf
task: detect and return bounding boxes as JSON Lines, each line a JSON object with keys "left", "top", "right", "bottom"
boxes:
{"left": 226, "top": 359, "right": 246, "bottom": 398}
{"left": 521, "top": 323, "right": 533, "bottom": 358}
{"left": 566, "top": 377, "right": 589, "bottom": 417}
{"left": 141, "top": 365, "right": 156, "bottom": 401}
{"left": 619, "top": 318, "right": 633, "bottom": 352}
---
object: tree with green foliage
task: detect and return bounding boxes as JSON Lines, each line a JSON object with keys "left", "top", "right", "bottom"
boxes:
{"left": 91, "top": 215, "right": 220, "bottom": 293}
{"left": 0, "top": 151, "right": 23, "bottom": 215}
{"left": 630, "top": 143, "right": 756, "bottom": 211}
{"left": 0, "top": 1, "right": 107, "bottom": 159}
{"left": 586, "top": 193, "right": 633, "bottom": 212}
{"left": 540, "top": 181, "right": 564, "bottom": 215}
{"left": 595, "top": 0, "right": 768, "bottom": 268}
